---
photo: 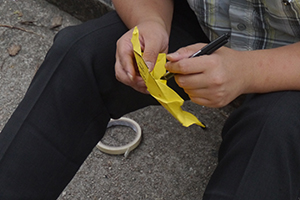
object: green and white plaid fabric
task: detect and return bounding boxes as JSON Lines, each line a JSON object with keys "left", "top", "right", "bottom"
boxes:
{"left": 187, "top": 0, "right": 300, "bottom": 50}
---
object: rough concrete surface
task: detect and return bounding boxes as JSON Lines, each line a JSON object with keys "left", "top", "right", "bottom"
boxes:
{"left": 0, "top": 0, "right": 238, "bottom": 199}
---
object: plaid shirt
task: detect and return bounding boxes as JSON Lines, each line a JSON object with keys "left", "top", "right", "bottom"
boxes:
{"left": 186, "top": 0, "right": 300, "bottom": 50}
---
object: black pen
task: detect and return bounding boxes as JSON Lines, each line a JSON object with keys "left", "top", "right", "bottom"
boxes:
{"left": 160, "top": 32, "right": 230, "bottom": 80}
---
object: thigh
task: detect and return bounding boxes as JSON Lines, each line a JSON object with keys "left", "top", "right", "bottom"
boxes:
{"left": 204, "top": 91, "right": 300, "bottom": 199}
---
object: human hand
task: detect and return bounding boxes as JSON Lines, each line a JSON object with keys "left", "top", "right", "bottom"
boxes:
{"left": 165, "top": 43, "right": 253, "bottom": 107}
{"left": 115, "top": 21, "right": 169, "bottom": 94}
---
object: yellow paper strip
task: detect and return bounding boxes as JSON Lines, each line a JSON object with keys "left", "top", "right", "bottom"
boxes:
{"left": 131, "top": 27, "right": 205, "bottom": 128}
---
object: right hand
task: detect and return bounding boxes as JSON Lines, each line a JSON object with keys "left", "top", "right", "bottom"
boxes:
{"left": 115, "top": 21, "right": 170, "bottom": 94}
{"left": 165, "top": 44, "right": 253, "bottom": 108}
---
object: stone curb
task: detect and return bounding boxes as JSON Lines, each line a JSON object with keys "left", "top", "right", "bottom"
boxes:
{"left": 45, "top": 0, "right": 113, "bottom": 21}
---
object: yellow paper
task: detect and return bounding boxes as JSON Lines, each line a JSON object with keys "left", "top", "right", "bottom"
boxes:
{"left": 131, "top": 27, "right": 205, "bottom": 128}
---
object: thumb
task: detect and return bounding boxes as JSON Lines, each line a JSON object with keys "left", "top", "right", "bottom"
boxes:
{"left": 142, "top": 46, "right": 160, "bottom": 72}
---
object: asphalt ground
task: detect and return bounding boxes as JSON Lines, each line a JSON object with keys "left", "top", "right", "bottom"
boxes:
{"left": 0, "top": 0, "right": 238, "bottom": 199}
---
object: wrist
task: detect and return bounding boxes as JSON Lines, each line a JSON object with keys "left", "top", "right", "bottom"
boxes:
{"left": 113, "top": 0, "right": 173, "bottom": 35}
{"left": 240, "top": 48, "right": 288, "bottom": 94}
{"left": 231, "top": 50, "right": 257, "bottom": 95}
{"left": 136, "top": 18, "right": 172, "bottom": 35}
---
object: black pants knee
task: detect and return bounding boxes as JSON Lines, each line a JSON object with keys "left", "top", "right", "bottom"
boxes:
{"left": 204, "top": 91, "right": 300, "bottom": 200}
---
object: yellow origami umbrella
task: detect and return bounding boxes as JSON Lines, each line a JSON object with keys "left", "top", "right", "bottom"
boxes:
{"left": 131, "top": 27, "right": 205, "bottom": 128}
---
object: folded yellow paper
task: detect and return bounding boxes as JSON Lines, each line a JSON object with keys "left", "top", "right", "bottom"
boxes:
{"left": 131, "top": 27, "right": 205, "bottom": 128}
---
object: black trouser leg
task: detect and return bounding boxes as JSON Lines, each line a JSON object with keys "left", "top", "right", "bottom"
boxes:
{"left": 0, "top": 13, "right": 123, "bottom": 200}
{"left": 203, "top": 91, "right": 300, "bottom": 200}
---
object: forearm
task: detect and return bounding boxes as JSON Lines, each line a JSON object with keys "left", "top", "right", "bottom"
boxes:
{"left": 112, "top": 0, "right": 174, "bottom": 34}
{"left": 243, "top": 42, "right": 300, "bottom": 93}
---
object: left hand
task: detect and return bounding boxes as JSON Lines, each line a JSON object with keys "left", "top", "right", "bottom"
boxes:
{"left": 165, "top": 43, "right": 253, "bottom": 108}
{"left": 115, "top": 21, "right": 169, "bottom": 94}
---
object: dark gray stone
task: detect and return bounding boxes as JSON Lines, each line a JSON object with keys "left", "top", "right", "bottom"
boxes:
{"left": 45, "top": 0, "right": 113, "bottom": 21}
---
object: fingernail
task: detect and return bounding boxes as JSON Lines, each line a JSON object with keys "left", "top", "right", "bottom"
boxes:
{"left": 165, "top": 61, "right": 169, "bottom": 67}
{"left": 127, "top": 72, "right": 133, "bottom": 81}
{"left": 145, "top": 61, "right": 154, "bottom": 72}
{"left": 167, "top": 52, "right": 179, "bottom": 59}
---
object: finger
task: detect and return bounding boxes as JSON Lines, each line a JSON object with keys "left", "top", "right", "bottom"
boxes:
{"left": 190, "top": 96, "right": 227, "bottom": 108}
{"left": 115, "top": 62, "right": 149, "bottom": 94}
{"left": 182, "top": 89, "right": 213, "bottom": 107}
{"left": 185, "top": 87, "right": 229, "bottom": 108}
{"left": 116, "top": 38, "right": 138, "bottom": 78}
{"left": 166, "top": 49, "right": 191, "bottom": 62}
{"left": 141, "top": 34, "right": 168, "bottom": 72}
{"left": 115, "top": 59, "right": 133, "bottom": 85}
{"left": 115, "top": 59, "right": 148, "bottom": 88}
{"left": 183, "top": 88, "right": 218, "bottom": 108}
{"left": 166, "top": 43, "right": 207, "bottom": 62}
{"left": 135, "top": 77, "right": 150, "bottom": 94}
{"left": 189, "top": 96, "right": 216, "bottom": 108}
{"left": 131, "top": 77, "right": 149, "bottom": 94}
{"left": 142, "top": 45, "right": 160, "bottom": 72}
{"left": 175, "top": 73, "right": 209, "bottom": 90}
{"left": 165, "top": 56, "right": 209, "bottom": 75}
